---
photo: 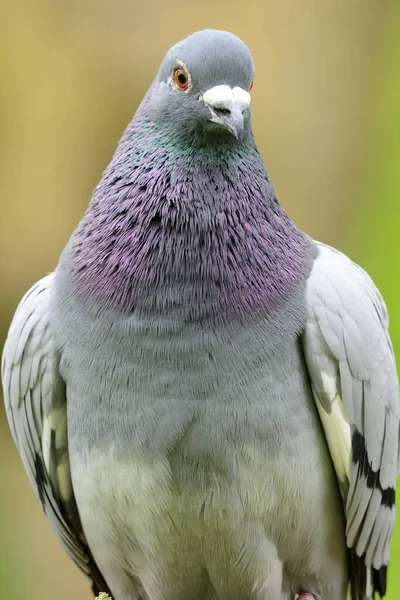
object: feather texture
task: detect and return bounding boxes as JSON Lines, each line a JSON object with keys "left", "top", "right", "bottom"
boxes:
{"left": 1, "top": 275, "right": 110, "bottom": 596}
{"left": 303, "top": 243, "right": 400, "bottom": 599}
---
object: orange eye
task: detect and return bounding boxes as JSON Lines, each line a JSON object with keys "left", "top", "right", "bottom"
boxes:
{"left": 173, "top": 66, "right": 189, "bottom": 90}
{"left": 249, "top": 81, "right": 254, "bottom": 92}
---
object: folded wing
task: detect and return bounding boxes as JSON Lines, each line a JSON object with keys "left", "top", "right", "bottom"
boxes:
{"left": 302, "top": 243, "right": 399, "bottom": 599}
{"left": 2, "top": 274, "right": 110, "bottom": 596}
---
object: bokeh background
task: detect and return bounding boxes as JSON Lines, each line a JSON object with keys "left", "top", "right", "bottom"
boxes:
{"left": 1, "top": 1, "right": 399, "bottom": 598}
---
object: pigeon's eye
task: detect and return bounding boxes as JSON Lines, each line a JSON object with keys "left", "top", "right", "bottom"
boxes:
{"left": 249, "top": 81, "right": 254, "bottom": 92}
{"left": 173, "top": 66, "right": 190, "bottom": 91}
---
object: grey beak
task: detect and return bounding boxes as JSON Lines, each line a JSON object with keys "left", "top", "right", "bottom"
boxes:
{"left": 202, "top": 85, "right": 251, "bottom": 139}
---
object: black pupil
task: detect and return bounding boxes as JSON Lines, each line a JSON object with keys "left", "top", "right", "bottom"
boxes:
{"left": 178, "top": 72, "right": 187, "bottom": 85}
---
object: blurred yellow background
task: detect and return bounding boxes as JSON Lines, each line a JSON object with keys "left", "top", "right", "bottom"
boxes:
{"left": 1, "top": 1, "right": 399, "bottom": 599}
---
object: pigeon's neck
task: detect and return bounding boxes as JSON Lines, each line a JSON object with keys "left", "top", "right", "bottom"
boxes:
{"left": 64, "top": 107, "right": 315, "bottom": 325}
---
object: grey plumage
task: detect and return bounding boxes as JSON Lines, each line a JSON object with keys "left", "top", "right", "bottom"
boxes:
{"left": 2, "top": 29, "right": 399, "bottom": 600}
{"left": 302, "top": 243, "right": 399, "bottom": 598}
{"left": 2, "top": 277, "right": 110, "bottom": 595}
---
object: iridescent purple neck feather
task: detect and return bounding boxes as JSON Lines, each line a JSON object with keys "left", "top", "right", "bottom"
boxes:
{"left": 62, "top": 95, "right": 315, "bottom": 325}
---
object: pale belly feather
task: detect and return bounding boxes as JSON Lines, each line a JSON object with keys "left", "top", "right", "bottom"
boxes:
{"left": 70, "top": 377, "right": 348, "bottom": 600}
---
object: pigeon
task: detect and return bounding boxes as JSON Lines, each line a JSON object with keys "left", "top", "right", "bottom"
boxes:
{"left": 2, "top": 29, "right": 399, "bottom": 600}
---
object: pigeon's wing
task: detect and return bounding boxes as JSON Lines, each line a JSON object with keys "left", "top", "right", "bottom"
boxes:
{"left": 2, "top": 274, "right": 110, "bottom": 596}
{"left": 302, "top": 243, "right": 399, "bottom": 600}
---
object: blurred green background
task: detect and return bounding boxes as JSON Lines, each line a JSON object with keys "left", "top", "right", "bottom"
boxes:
{"left": 0, "top": 1, "right": 399, "bottom": 599}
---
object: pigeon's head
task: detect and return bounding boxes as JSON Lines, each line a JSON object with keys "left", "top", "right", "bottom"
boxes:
{"left": 147, "top": 30, "right": 255, "bottom": 142}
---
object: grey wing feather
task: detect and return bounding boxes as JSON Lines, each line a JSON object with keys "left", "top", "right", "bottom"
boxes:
{"left": 302, "top": 243, "right": 399, "bottom": 600}
{"left": 2, "top": 274, "right": 110, "bottom": 596}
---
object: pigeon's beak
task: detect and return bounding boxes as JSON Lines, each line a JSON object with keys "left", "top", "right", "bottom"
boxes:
{"left": 202, "top": 85, "right": 251, "bottom": 139}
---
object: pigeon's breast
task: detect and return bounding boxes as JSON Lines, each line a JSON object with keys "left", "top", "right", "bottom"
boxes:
{"left": 54, "top": 282, "right": 346, "bottom": 595}
{"left": 61, "top": 302, "right": 345, "bottom": 596}
{"left": 57, "top": 284, "right": 324, "bottom": 490}
{"left": 55, "top": 280, "right": 312, "bottom": 455}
